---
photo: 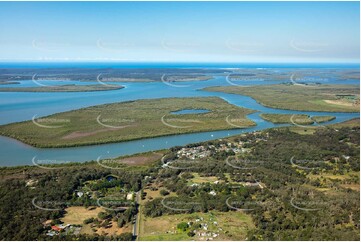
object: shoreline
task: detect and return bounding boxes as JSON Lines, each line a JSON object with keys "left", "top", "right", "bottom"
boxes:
{"left": 0, "top": 84, "right": 124, "bottom": 92}
{"left": 202, "top": 85, "right": 360, "bottom": 113}
{"left": 0, "top": 117, "right": 359, "bottom": 168}
{"left": 0, "top": 123, "right": 257, "bottom": 149}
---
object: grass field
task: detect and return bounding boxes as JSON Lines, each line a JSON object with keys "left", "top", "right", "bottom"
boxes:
{"left": 187, "top": 173, "right": 219, "bottom": 184}
{"left": 260, "top": 113, "right": 335, "bottom": 124}
{"left": 274, "top": 117, "right": 359, "bottom": 135}
{"left": 98, "top": 151, "right": 163, "bottom": 169}
{"left": 307, "top": 171, "right": 359, "bottom": 192}
{"left": 204, "top": 84, "right": 359, "bottom": 112}
{"left": 0, "top": 97, "right": 255, "bottom": 147}
{"left": 311, "top": 115, "right": 336, "bottom": 123}
{"left": 62, "top": 206, "right": 104, "bottom": 224}
{"left": 0, "top": 84, "right": 123, "bottom": 92}
{"left": 138, "top": 211, "right": 254, "bottom": 241}
{"left": 81, "top": 221, "right": 132, "bottom": 236}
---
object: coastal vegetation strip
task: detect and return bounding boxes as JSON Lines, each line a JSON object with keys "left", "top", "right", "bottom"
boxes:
{"left": 203, "top": 84, "right": 360, "bottom": 112}
{"left": 0, "top": 84, "right": 123, "bottom": 92}
{"left": 0, "top": 97, "right": 255, "bottom": 148}
{"left": 260, "top": 113, "right": 336, "bottom": 124}
{"left": 0, "top": 68, "right": 221, "bottom": 83}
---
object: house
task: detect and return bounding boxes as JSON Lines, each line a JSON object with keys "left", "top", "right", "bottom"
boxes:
{"left": 46, "top": 231, "right": 56, "bottom": 237}
{"left": 126, "top": 193, "right": 134, "bottom": 200}
{"left": 58, "top": 224, "right": 70, "bottom": 230}
{"left": 51, "top": 225, "right": 62, "bottom": 232}
{"left": 209, "top": 190, "right": 216, "bottom": 196}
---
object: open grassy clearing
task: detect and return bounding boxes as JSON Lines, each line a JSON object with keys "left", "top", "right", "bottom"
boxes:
{"left": 308, "top": 171, "right": 359, "bottom": 181}
{"left": 61, "top": 206, "right": 104, "bottom": 225}
{"left": 260, "top": 113, "right": 335, "bottom": 124}
{"left": 261, "top": 114, "right": 312, "bottom": 124}
{"left": 140, "top": 187, "right": 177, "bottom": 203}
{"left": 274, "top": 117, "right": 359, "bottom": 135}
{"left": 187, "top": 173, "right": 219, "bottom": 184}
{"left": 307, "top": 171, "right": 359, "bottom": 191}
{"left": 80, "top": 221, "right": 132, "bottom": 236}
{"left": 340, "top": 184, "right": 360, "bottom": 191}
{"left": 0, "top": 84, "right": 123, "bottom": 92}
{"left": 0, "top": 97, "right": 255, "bottom": 148}
{"left": 79, "top": 220, "right": 132, "bottom": 236}
{"left": 138, "top": 211, "right": 254, "bottom": 241}
{"left": 98, "top": 151, "right": 163, "bottom": 168}
{"left": 311, "top": 115, "right": 336, "bottom": 123}
{"left": 287, "top": 126, "right": 322, "bottom": 135}
{"left": 204, "top": 84, "right": 359, "bottom": 112}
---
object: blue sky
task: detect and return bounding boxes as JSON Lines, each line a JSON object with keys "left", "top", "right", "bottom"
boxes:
{"left": 0, "top": 1, "right": 359, "bottom": 63}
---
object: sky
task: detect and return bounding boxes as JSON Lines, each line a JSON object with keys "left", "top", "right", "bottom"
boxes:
{"left": 0, "top": 1, "right": 359, "bottom": 63}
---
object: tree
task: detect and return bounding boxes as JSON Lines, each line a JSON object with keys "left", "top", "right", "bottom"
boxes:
{"left": 83, "top": 217, "right": 94, "bottom": 224}
{"left": 98, "top": 212, "right": 109, "bottom": 220}
{"left": 177, "top": 222, "right": 189, "bottom": 232}
{"left": 160, "top": 189, "right": 170, "bottom": 196}
{"left": 117, "top": 217, "right": 126, "bottom": 228}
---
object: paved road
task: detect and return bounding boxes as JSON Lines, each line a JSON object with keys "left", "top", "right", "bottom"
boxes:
{"left": 133, "top": 192, "right": 140, "bottom": 239}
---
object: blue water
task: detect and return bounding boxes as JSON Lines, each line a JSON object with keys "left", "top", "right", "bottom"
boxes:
{"left": 0, "top": 62, "right": 359, "bottom": 69}
{"left": 0, "top": 75, "right": 358, "bottom": 125}
{"left": 0, "top": 71, "right": 359, "bottom": 167}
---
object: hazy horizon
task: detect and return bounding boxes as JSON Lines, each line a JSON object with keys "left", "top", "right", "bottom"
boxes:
{"left": 0, "top": 1, "right": 359, "bottom": 63}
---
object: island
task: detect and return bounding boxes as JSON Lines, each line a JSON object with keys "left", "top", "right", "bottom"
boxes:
{"left": 0, "top": 84, "right": 124, "bottom": 92}
{"left": 203, "top": 84, "right": 360, "bottom": 112}
{"left": 0, "top": 97, "right": 256, "bottom": 147}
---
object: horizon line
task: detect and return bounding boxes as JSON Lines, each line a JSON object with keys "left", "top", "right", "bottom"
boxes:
{"left": 0, "top": 60, "right": 359, "bottom": 64}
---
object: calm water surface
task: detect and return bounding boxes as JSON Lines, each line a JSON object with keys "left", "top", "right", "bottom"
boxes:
{"left": 0, "top": 75, "right": 359, "bottom": 166}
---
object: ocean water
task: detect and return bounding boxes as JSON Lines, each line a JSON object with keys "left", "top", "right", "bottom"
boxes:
{"left": 0, "top": 61, "right": 359, "bottom": 69}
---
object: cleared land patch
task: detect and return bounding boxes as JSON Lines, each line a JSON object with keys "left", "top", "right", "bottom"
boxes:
{"left": 324, "top": 99, "right": 355, "bottom": 107}
{"left": 99, "top": 152, "right": 163, "bottom": 167}
{"left": 138, "top": 211, "right": 254, "bottom": 241}
{"left": 62, "top": 206, "right": 105, "bottom": 225}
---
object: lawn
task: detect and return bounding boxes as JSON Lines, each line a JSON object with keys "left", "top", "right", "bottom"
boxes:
{"left": 187, "top": 173, "right": 219, "bottom": 184}
{"left": 204, "top": 84, "right": 359, "bottom": 112}
{"left": 0, "top": 97, "right": 255, "bottom": 147}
